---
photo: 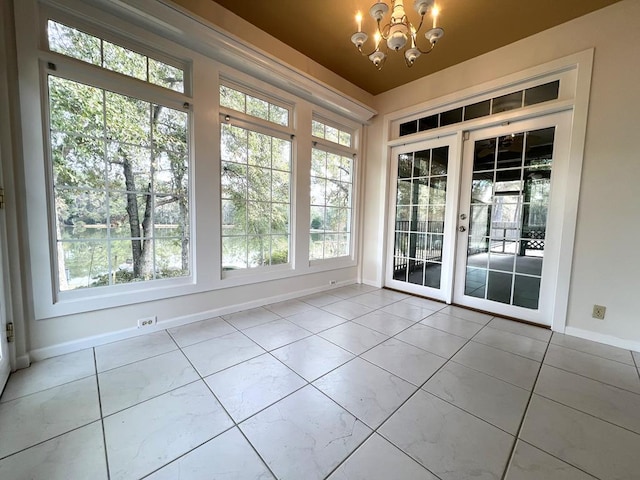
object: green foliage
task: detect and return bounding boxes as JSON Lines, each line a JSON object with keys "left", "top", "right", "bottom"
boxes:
{"left": 220, "top": 123, "right": 291, "bottom": 269}
{"left": 48, "top": 28, "right": 189, "bottom": 290}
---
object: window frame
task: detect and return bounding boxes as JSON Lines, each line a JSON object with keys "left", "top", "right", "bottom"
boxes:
{"left": 218, "top": 113, "right": 295, "bottom": 277}
{"left": 22, "top": 7, "right": 203, "bottom": 317}
{"left": 219, "top": 79, "right": 293, "bottom": 129}
{"left": 309, "top": 115, "right": 359, "bottom": 266}
{"left": 45, "top": 70, "right": 193, "bottom": 295}
{"left": 39, "top": 6, "right": 192, "bottom": 96}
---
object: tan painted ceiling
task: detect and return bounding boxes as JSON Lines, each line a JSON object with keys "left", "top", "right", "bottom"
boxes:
{"left": 207, "top": 0, "right": 621, "bottom": 95}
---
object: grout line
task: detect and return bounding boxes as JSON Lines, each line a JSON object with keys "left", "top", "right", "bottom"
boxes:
{"left": 499, "top": 336, "right": 552, "bottom": 480}
{"left": 94, "top": 348, "right": 112, "bottom": 480}
{"left": 514, "top": 439, "right": 601, "bottom": 480}
{"left": 0, "top": 372, "right": 98, "bottom": 404}
{"left": 539, "top": 361, "right": 640, "bottom": 396}
{"left": 549, "top": 341, "right": 638, "bottom": 368}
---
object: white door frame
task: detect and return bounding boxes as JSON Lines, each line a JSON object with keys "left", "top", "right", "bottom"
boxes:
{"left": 378, "top": 50, "right": 593, "bottom": 333}
{"left": 452, "top": 111, "right": 573, "bottom": 326}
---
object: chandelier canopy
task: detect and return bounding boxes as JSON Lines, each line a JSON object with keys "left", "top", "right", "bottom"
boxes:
{"left": 350, "top": 0, "right": 444, "bottom": 69}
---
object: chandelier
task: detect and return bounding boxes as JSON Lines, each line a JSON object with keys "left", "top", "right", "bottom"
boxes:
{"left": 350, "top": 0, "right": 444, "bottom": 69}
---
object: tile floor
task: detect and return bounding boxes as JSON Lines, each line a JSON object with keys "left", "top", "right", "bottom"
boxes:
{"left": 1, "top": 284, "right": 640, "bottom": 479}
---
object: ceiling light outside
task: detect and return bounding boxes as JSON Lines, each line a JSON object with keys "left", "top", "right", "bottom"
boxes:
{"left": 351, "top": 0, "right": 444, "bottom": 70}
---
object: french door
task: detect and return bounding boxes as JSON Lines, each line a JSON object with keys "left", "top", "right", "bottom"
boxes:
{"left": 386, "top": 111, "right": 572, "bottom": 326}
{"left": 385, "top": 136, "right": 460, "bottom": 302}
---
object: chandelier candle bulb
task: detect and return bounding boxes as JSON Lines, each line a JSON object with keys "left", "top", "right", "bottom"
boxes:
{"left": 432, "top": 5, "right": 439, "bottom": 28}
{"left": 356, "top": 12, "right": 362, "bottom": 32}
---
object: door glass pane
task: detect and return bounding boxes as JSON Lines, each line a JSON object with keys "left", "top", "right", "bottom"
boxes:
{"left": 465, "top": 267, "right": 486, "bottom": 297}
{"left": 392, "top": 147, "right": 449, "bottom": 290}
{"left": 463, "top": 127, "right": 555, "bottom": 309}
{"left": 496, "top": 133, "right": 524, "bottom": 169}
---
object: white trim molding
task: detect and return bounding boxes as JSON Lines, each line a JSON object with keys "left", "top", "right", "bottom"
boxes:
{"left": 564, "top": 326, "right": 640, "bottom": 354}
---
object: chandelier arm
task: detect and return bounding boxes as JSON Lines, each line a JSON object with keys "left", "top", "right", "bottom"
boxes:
{"left": 413, "top": 16, "right": 426, "bottom": 36}
{"left": 356, "top": 45, "right": 382, "bottom": 57}
{"left": 414, "top": 42, "right": 436, "bottom": 55}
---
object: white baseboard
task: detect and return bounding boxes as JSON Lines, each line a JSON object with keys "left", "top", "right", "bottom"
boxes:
{"left": 14, "top": 354, "right": 30, "bottom": 370}
{"left": 29, "top": 280, "right": 356, "bottom": 362}
{"left": 564, "top": 326, "right": 640, "bottom": 353}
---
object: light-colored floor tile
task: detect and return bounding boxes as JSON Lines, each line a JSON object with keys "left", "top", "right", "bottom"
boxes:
{"left": 299, "top": 291, "right": 343, "bottom": 308}
{"left": 328, "top": 433, "right": 438, "bottom": 480}
{"left": 395, "top": 323, "right": 467, "bottom": 358}
{"left": 551, "top": 332, "right": 634, "bottom": 365}
{"left": 0, "top": 376, "right": 100, "bottom": 458}
{"left": 544, "top": 344, "right": 640, "bottom": 394}
{"left": 286, "top": 308, "right": 347, "bottom": 333}
{"left": 104, "top": 381, "right": 232, "bottom": 480}
{"left": 349, "top": 291, "right": 400, "bottom": 308}
{"left": 424, "top": 361, "right": 529, "bottom": 435}
{"left": 98, "top": 350, "right": 199, "bottom": 416}
{"left": 240, "top": 385, "right": 371, "bottom": 480}
{"left": 0, "top": 422, "right": 107, "bottom": 480}
{"left": 222, "top": 307, "right": 280, "bottom": 330}
{"left": 167, "top": 317, "right": 235, "bottom": 347}
{"left": 313, "top": 357, "right": 416, "bottom": 428}
{"left": 419, "top": 312, "right": 484, "bottom": 339}
{"left": 242, "top": 319, "right": 312, "bottom": 351}
{"left": 146, "top": 427, "right": 274, "bottom": 480}
{"left": 380, "top": 390, "right": 514, "bottom": 480}
{"left": 319, "top": 322, "right": 388, "bottom": 355}
{"left": 487, "top": 317, "right": 551, "bottom": 342}
{"left": 95, "top": 331, "right": 177, "bottom": 372}
{"left": 377, "top": 289, "right": 411, "bottom": 301}
{"left": 271, "top": 336, "right": 354, "bottom": 381}
{"left": 361, "top": 338, "right": 447, "bottom": 386}
{"left": 521, "top": 394, "right": 640, "bottom": 480}
{"left": 473, "top": 327, "right": 548, "bottom": 361}
{"left": 535, "top": 364, "right": 640, "bottom": 435}
{"left": 182, "top": 331, "right": 264, "bottom": 377}
{"left": 452, "top": 341, "right": 540, "bottom": 390}
{"left": 265, "top": 299, "right": 314, "bottom": 317}
{"left": 322, "top": 299, "right": 376, "bottom": 320}
{"left": 205, "top": 354, "right": 306, "bottom": 422}
{"left": 1, "top": 349, "right": 95, "bottom": 402}
{"left": 379, "top": 302, "right": 436, "bottom": 322}
{"left": 505, "top": 440, "right": 596, "bottom": 480}
{"left": 440, "top": 305, "right": 493, "bottom": 325}
{"left": 330, "top": 284, "right": 379, "bottom": 299}
{"left": 352, "top": 310, "right": 414, "bottom": 336}
{"left": 399, "top": 296, "right": 446, "bottom": 311}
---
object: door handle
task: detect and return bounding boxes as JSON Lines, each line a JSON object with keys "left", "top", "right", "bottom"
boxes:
{"left": 458, "top": 226, "right": 467, "bottom": 232}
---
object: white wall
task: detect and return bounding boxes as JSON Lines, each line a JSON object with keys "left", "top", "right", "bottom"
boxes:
{"left": 362, "top": 0, "right": 640, "bottom": 345}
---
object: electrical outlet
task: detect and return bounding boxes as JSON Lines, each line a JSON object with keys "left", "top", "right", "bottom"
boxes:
{"left": 137, "top": 316, "right": 157, "bottom": 328}
{"left": 592, "top": 305, "right": 606, "bottom": 320}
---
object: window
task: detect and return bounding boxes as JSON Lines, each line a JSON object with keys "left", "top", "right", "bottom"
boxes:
{"left": 220, "top": 84, "right": 289, "bottom": 127}
{"left": 398, "top": 80, "right": 560, "bottom": 137}
{"left": 220, "top": 123, "right": 291, "bottom": 269}
{"left": 312, "top": 119, "right": 352, "bottom": 147}
{"left": 48, "top": 20, "right": 185, "bottom": 93}
{"left": 47, "top": 22, "right": 190, "bottom": 292}
{"left": 310, "top": 148, "right": 353, "bottom": 260}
